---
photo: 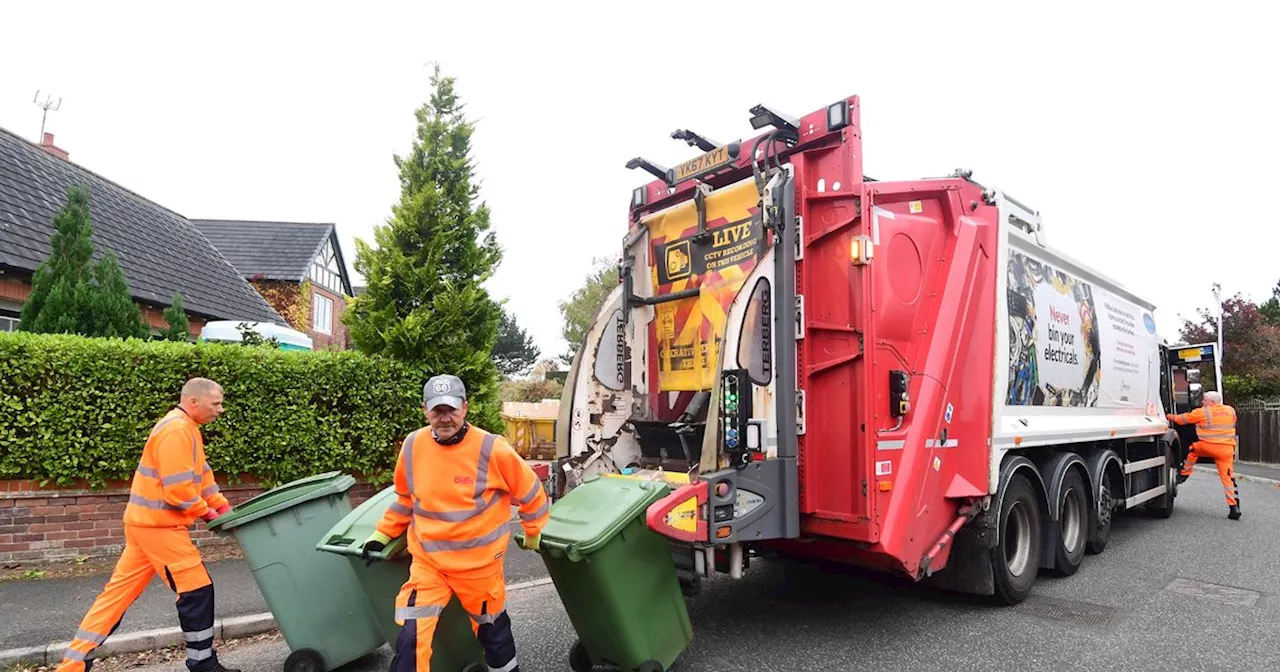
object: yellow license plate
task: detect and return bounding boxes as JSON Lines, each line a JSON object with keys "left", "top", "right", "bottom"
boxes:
{"left": 672, "top": 143, "right": 739, "bottom": 182}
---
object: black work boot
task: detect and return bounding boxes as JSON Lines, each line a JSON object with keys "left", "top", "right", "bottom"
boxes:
{"left": 1228, "top": 504, "right": 1241, "bottom": 520}
{"left": 209, "top": 663, "right": 241, "bottom": 672}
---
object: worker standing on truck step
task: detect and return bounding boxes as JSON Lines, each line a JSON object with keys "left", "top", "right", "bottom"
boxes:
{"left": 1168, "top": 390, "right": 1242, "bottom": 520}
{"left": 362, "top": 374, "right": 550, "bottom": 672}
{"left": 55, "top": 378, "right": 239, "bottom": 672}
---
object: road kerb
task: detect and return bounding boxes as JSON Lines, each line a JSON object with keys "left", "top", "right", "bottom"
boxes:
{"left": 1193, "top": 465, "right": 1280, "bottom": 486}
{"left": 219, "top": 613, "right": 277, "bottom": 640}
{"left": 0, "top": 645, "right": 48, "bottom": 669}
{"left": 0, "top": 576, "right": 552, "bottom": 666}
{"left": 507, "top": 577, "right": 554, "bottom": 592}
{"left": 0, "top": 615, "right": 279, "bottom": 668}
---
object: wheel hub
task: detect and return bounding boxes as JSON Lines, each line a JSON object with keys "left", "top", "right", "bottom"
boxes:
{"left": 1097, "top": 486, "right": 1113, "bottom": 526}
{"left": 1061, "top": 487, "right": 1082, "bottom": 552}
{"left": 1005, "top": 500, "right": 1032, "bottom": 576}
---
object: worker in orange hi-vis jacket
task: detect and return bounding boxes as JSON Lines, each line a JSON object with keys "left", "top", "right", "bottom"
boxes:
{"left": 1169, "top": 390, "right": 1242, "bottom": 520}
{"left": 362, "top": 374, "right": 550, "bottom": 672}
{"left": 55, "top": 378, "right": 239, "bottom": 672}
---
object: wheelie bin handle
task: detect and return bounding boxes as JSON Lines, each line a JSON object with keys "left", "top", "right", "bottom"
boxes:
{"left": 539, "top": 537, "right": 572, "bottom": 555}
{"left": 316, "top": 534, "right": 404, "bottom": 562}
{"left": 516, "top": 532, "right": 578, "bottom": 561}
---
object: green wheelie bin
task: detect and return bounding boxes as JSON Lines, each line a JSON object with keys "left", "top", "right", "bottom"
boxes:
{"left": 519, "top": 475, "right": 693, "bottom": 672}
{"left": 207, "top": 471, "right": 384, "bottom": 672}
{"left": 316, "top": 484, "right": 487, "bottom": 672}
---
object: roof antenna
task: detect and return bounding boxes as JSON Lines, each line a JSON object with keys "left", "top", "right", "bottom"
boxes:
{"left": 33, "top": 90, "right": 62, "bottom": 138}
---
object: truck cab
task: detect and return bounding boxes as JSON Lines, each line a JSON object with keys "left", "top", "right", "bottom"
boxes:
{"left": 1160, "top": 341, "right": 1221, "bottom": 463}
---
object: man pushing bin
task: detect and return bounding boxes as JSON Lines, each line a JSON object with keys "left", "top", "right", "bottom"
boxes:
{"left": 362, "top": 375, "right": 550, "bottom": 672}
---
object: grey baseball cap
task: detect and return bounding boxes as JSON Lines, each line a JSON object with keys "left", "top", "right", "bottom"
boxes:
{"left": 423, "top": 374, "right": 467, "bottom": 409}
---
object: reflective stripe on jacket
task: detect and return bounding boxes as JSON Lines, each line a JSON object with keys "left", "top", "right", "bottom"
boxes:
{"left": 122, "top": 409, "right": 230, "bottom": 527}
{"left": 1172, "top": 404, "right": 1238, "bottom": 445}
{"left": 376, "top": 426, "right": 551, "bottom": 579}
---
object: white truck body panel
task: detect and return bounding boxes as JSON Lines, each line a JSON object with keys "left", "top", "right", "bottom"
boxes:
{"left": 990, "top": 191, "right": 1168, "bottom": 492}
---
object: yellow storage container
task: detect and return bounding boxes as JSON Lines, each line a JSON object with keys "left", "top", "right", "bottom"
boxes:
{"left": 502, "top": 400, "right": 559, "bottom": 460}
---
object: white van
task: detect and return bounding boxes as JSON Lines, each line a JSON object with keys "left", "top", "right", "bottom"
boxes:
{"left": 199, "top": 320, "right": 313, "bottom": 351}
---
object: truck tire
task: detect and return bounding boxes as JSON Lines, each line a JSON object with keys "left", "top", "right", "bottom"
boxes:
{"left": 1049, "top": 468, "right": 1087, "bottom": 577}
{"left": 1086, "top": 463, "right": 1118, "bottom": 555}
{"left": 991, "top": 472, "right": 1042, "bottom": 605}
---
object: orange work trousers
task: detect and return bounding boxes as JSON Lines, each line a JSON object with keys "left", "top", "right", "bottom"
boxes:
{"left": 390, "top": 561, "right": 518, "bottom": 672}
{"left": 55, "top": 525, "right": 220, "bottom": 672}
{"left": 1181, "top": 441, "right": 1240, "bottom": 506}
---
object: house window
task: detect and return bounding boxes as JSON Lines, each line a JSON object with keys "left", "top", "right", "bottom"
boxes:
{"left": 0, "top": 313, "right": 18, "bottom": 332}
{"left": 313, "top": 293, "right": 334, "bottom": 334}
{"left": 309, "top": 237, "right": 346, "bottom": 295}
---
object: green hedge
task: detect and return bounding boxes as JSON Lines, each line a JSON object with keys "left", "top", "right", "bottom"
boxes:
{"left": 0, "top": 331, "right": 482, "bottom": 489}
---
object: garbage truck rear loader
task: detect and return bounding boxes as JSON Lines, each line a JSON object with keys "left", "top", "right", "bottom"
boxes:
{"left": 554, "top": 95, "right": 1182, "bottom": 604}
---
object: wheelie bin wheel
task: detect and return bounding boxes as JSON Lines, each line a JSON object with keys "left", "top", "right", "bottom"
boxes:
{"left": 636, "top": 661, "right": 664, "bottom": 672}
{"left": 569, "top": 640, "right": 593, "bottom": 672}
{"left": 284, "top": 649, "right": 325, "bottom": 672}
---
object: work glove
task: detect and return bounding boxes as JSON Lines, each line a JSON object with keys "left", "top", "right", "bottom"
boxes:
{"left": 361, "top": 531, "right": 393, "bottom": 566}
{"left": 518, "top": 532, "right": 541, "bottom": 552}
{"left": 201, "top": 504, "right": 232, "bottom": 524}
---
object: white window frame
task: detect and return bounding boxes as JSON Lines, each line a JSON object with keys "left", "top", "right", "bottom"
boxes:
{"left": 313, "top": 293, "right": 334, "bottom": 335}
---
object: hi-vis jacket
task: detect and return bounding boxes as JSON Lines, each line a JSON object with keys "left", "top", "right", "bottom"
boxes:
{"left": 1171, "top": 404, "right": 1238, "bottom": 446}
{"left": 376, "top": 425, "right": 551, "bottom": 578}
{"left": 123, "top": 409, "right": 230, "bottom": 527}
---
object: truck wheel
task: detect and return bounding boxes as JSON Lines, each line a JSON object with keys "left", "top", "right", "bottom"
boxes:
{"left": 1086, "top": 478, "right": 1114, "bottom": 555}
{"left": 1049, "top": 469, "right": 1087, "bottom": 577}
{"left": 991, "top": 472, "right": 1042, "bottom": 605}
{"left": 569, "top": 640, "right": 592, "bottom": 672}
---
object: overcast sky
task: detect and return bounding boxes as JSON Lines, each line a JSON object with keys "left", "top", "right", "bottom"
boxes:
{"left": 2, "top": 1, "right": 1275, "bottom": 358}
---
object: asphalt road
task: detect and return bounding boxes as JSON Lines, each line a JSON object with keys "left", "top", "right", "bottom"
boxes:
{"left": 107, "top": 473, "right": 1280, "bottom": 671}
{"left": 0, "top": 521, "right": 547, "bottom": 650}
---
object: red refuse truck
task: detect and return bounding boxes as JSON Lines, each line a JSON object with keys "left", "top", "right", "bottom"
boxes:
{"left": 552, "top": 95, "right": 1183, "bottom": 604}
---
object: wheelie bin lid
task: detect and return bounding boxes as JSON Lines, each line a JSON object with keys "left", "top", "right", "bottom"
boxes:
{"left": 531, "top": 475, "right": 670, "bottom": 561}
{"left": 208, "top": 471, "right": 356, "bottom": 532}
{"left": 315, "top": 484, "right": 409, "bottom": 561}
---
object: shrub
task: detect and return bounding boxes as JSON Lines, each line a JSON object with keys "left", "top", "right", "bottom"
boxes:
{"left": 500, "top": 378, "right": 563, "bottom": 404}
{"left": 0, "top": 331, "right": 456, "bottom": 489}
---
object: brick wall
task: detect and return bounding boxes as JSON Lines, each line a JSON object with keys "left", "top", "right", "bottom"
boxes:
{"left": 0, "top": 477, "right": 379, "bottom": 564}
{"left": 0, "top": 271, "right": 206, "bottom": 339}
{"left": 309, "top": 285, "right": 349, "bottom": 350}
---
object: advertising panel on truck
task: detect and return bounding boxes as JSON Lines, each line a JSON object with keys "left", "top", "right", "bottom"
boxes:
{"left": 996, "top": 234, "right": 1165, "bottom": 452}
